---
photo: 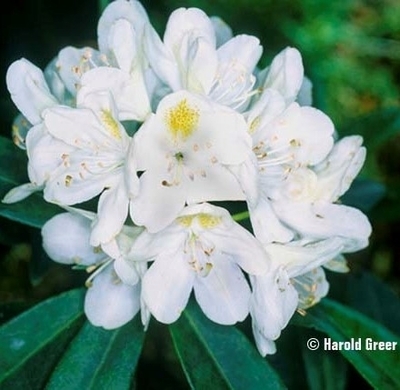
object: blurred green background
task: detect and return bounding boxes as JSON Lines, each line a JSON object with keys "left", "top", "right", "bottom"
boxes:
{"left": 0, "top": 1, "right": 399, "bottom": 389}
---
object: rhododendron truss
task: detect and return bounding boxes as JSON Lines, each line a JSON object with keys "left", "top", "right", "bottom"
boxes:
{"left": 2, "top": 0, "right": 372, "bottom": 360}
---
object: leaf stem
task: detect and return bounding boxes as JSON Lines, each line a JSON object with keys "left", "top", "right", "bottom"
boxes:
{"left": 232, "top": 210, "right": 250, "bottom": 222}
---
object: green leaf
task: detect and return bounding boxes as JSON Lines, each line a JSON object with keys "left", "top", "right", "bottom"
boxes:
{"left": 345, "top": 271, "right": 400, "bottom": 335}
{"left": 341, "top": 108, "right": 400, "bottom": 151}
{"left": 0, "top": 136, "right": 28, "bottom": 185}
{"left": 98, "top": 0, "right": 110, "bottom": 15}
{"left": 0, "top": 288, "right": 85, "bottom": 389}
{"left": 170, "top": 301, "right": 286, "bottom": 390}
{"left": 269, "top": 326, "right": 348, "bottom": 390}
{"left": 0, "top": 135, "right": 62, "bottom": 228}
{"left": 368, "top": 183, "right": 400, "bottom": 223}
{"left": 46, "top": 319, "right": 145, "bottom": 390}
{"left": 340, "top": 178, "right": 385, "bottom": 213}
{"left": 340, "top": 108, "right": 400, "bottom": 179}
{"left": 268, "top": 327, "right": 309, "bottom": 389}
{"left": 0, "top": 217, "right": 30, "bottom": 245}
{"left": 0, "top": 194, "right": 62, "bottom": 229}
{"left": 299, "top": 328, "right": 348, "bottom": 390}
{"left": 294, "top": 299, "right": 400, "bottom": 389}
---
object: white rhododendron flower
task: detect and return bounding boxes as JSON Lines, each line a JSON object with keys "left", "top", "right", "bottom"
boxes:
{"left": 246, "top": 88, "right": 335, "bottom": 243}
{"left": 23, "top": 90, "right": 139, "bottom": 246}
{"left": 250, "top": 236, "right": 347, "bottom": 356}
{"left": 129, "top": 203, "right": 270, "bottom": 325}
{"left": 130, "top": 90, "right": 255, "bottom": 232}
{"left": 3, "top": 0, "right": 374, "bottom": 357}
{"left": 3, "top": 48, "right": 103, "bottom": 203}
{"left": 270, "top": 135, "right": 372, "bottom": 248}
{"left": 145, "top": 7, "right": 262, "bottom": 110}
{"left": 41, "top": 211, "right": 147, "bottom": 329}
{"left": 79, "top": 0, "right": 156, "bottom": 121}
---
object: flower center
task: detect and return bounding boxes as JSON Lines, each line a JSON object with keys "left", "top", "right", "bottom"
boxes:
{"left": 184, "top": 236, "right": 214, "bottom": 277}
{"left": 165, "top": 99, "right": 199, "bottom": 141}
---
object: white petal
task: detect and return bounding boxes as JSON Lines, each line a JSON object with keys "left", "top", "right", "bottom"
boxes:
{"left": 264, "top": 237, "right": 345, "bottom": 278}
{"left": 128, "top": 225, "right": 185, "bottom": 261}
{"left": 43, "top": 105, "right": 118, "bottom": 148}
{"left": 217, "top": 34, "right": 262, "bottom": 73}
{"left": 97, "top": 0, "right": 149, "bottom": 56}
{"left": 2, "top": 183, "right": 41, "bottom": 204}
{"left": 44, "top": 166, "right": 118, "bottom": 205}
{"left": 141, "top": 299, "right": 151, "bottom": 330}
{"left": 124, "top": 137, "right": 140, "bottom": 198}
{"left": 62, "top": 205, "right": 96, "bottom": 221}
{"left": 250, "top": 268, "right": 298, "bottom": 341}
{"left": 106, "top": 18, "right": 137, "bottom": 73}
{"left": 249, "top": 194, "right": 295, "bottom": 245}
{"left": 164, "top": 8, "right": 216, "bottom": 50}
{"left": 142, "top": 251, "right": 194, "bottom": 323}
{"left": 57, "top": 46, "right": 102, "bottom": 96}
{"left": 26, "top": 123, "right": 73, "bottom": 187}
{"left": 44, "top": 57, "right": 72, "bottom": 104}
{"left": 262, "top": 47, "right": 304, "bottom": 104}
{"left": 144, "top": 23, "right": 181, "bottom": 91}
{"left": 203, "top": 220, "right": 270, "bottom": 275}
{"left": 274, "top": 201, "right": 372, "bottom": 253}
{"left": 247, "top": 88, "right": 286, "bottom": 140}
{"left": 185, "top": 164, "right": 246, "bottom": 203}
{"left": 252, "top": 327, "right": 277, "bottom": 356}
{"left": 164, "top": 8, "right": 218, "bottom": 94}
{"left": 226, "top": 154, "right": 259, "bottom": 206}
{"left": 78, "top": 67, "right": 151, "bottom": 121}
{"left": 84, "top": 265, "right": 140, "bottom": 329}
{"left": 113, "top": 257, "right": 140, "bottom": 286}
{"left": 194, "top": 259, "right": 251, "bottom": 324}
{"left": 324, "top": 254, "right": 349, "bottom": 273}
{"left": 41, "top": 212, "right": 104, "bottom": 265}
{"left": 130, "top": 171, "right": 186, "bottom": 232}
{"left": 6, "top": 59, "right": 58, "bottom": 125}
{"left": 184, "top": 35, "right": 219, "bottom": 94}
{"left": 90, "top": 184, "right": 129, "bottom": 246}
{"left": 314, "top": 135, "right": 366, "bottom": 201}
{"left": 271, "top": 104, "right": 335, "bottom": 166}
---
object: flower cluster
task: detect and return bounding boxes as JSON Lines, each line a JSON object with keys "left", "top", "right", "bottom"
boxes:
{"left": 4, "top": 0, "right": 371, "bottom": 355}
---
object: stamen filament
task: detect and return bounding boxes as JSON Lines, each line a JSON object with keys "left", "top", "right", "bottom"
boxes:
{"left": 85, "top": 258, "right": 113, "bottom": 287}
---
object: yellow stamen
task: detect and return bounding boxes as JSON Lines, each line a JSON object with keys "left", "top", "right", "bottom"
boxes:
{"left": 101, "top": 109, "right": 121, "bottom": 139}
{"left": 166, "top": 99, "right": 199, "bottom": 141}
{"left": 249, "top": 116, "right": 260, "bottom": 134}
{"left": 65, "top": 175, "right": 73, "bottom": 187}
{"left": 177, "top": 215, "right": 195, "bottom": 227}
{"left": 197, "top": 213, "right": 222, "bottom": 229}
{"left": 177, "top": 213, "right": 222, "bottom": 229}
